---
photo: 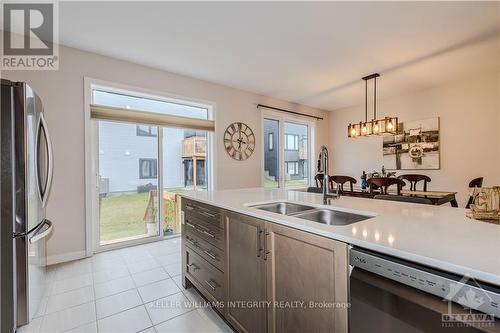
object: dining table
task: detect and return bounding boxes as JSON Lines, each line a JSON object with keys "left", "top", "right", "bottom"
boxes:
{"left": 335, "top": 186, "right": 459, "bottom": 207}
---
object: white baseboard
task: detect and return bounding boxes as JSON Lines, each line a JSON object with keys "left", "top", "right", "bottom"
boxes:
{"left": 47, "top": 250, "right": 87, "bottom": 266}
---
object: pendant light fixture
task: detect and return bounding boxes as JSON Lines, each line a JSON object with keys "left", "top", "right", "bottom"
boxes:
{"left": 347, "top": 73, "right": 398, "bottom": 138}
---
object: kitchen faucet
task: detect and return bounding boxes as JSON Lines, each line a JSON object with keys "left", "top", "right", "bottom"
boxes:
{"left": 318, "top": 145, "right": 340, "bottom": 204}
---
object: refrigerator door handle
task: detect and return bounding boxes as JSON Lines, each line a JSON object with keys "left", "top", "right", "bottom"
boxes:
{"left": 38, "top": 112, "right": 53, "bottom": 208}
{"left": 29, "top": 219, "right": 53, "bottom": 244}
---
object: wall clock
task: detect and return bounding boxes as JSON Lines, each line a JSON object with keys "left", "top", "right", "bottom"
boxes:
{"left": 224, "top": 122, "right": 255, "bottom": 161}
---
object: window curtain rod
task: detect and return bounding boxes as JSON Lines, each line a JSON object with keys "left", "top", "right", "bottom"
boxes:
{"left": 90, "top": 104, "right": 215, "bottom": 132}
{"left": 257, "top": 104, "right": 323, "bottom": 120}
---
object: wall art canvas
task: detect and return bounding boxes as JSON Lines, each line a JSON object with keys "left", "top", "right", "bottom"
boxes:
{"left": 383, "top": 117, "right": 440, "bottom": 170}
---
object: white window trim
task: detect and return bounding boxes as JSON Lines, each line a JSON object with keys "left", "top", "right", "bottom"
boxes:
{"left": 260, "top": 109, "right": 316, "bottom": 190}
{"left": 84, "top": 77, "right": 216, "bottom": 256}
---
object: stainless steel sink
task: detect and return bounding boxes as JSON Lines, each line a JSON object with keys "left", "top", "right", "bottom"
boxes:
{"left": 292, "top": 209, "right": 371, "bottom": 226}
{"left": 250, "top": 202, "right": 316, "bottom": 215}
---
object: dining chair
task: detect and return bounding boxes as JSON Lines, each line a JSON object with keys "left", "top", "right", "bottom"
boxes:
{"left": 315, "top": 173, "right": 328, "bottom": 188}
{"left": 367, "top": 177, "right": 405, "bottom": 195}
{"left": 374, "top": 194, "right": 433, "bottom": 205}
{"left": 398, "top": 174, "right": 431, "bottom": 192}
{"left": 330, "top": 175, "right": 357, "bottom": 194}
{"left": 466, "top": 177, "right": 484, "bottom": 209}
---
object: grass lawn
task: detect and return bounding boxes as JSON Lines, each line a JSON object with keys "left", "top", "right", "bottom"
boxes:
{"left": 100, "top": 188, "right": 189, "bottom": 243}
{"left": 264, "top": 179, "right": 309, "bottom": 188}
{"left": 100, "top": 192, "right": 149, "bottom": 242}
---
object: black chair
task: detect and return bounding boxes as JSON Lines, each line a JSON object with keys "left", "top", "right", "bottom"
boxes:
{"left": 374, "top": 194, "right": 433, "bottom": 205}
{"left": 398, "top": 174, "right": 431, "bottom": 192}
{"left": 314, "top": 173, "right": 325, "bottom": 188}
{"left": 330, "top": 175, "right": 357, "bottom": 194}
{"left": 466, "top": 177, "right": 484, "bottom": 209}
{"left": 307, "top": 187, "right": 323, "bottom": 194}
{"left": 367, "top": 177, "right": 405, "bottom": 195}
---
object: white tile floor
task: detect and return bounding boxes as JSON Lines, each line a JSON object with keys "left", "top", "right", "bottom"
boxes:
{"left": 18, "top": 238, "right": 233, "bottom": 333}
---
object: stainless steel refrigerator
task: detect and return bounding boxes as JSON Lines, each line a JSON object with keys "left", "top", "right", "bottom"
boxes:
{"left": 1, "top": 79, "right": 54, "bottom": 332}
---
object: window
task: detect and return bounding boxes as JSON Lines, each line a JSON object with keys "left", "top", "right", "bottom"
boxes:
{"left": 136, "top": 125, "right": 157, "bottom": 137}
{"left": 285, "top": 134, "right": 299, "bottom": 150}
{"left": 139, "top": 158, "right": 158, "bottom": 179}
{"left": 286, "top": 161, "right": 299, "bottom": 175}
{"left": 263, "top": 118, "right": 311, "bottom": 188}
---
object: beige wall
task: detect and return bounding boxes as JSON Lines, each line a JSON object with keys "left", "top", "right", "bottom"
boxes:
{"left": 329, "top": 73, "right": 500, "bottom": 207}
{"left": 3, "top": 45, "right": 329, "bottom": 261}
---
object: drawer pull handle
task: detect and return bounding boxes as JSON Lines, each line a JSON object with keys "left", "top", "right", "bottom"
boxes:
{"left": 204, "top": 279, "right": 218, "bottom": 291}
{"left": 186, "top": 237, "right": 197, "bottom": 247}
{"left": 188, "top": 263, "right": 200, "bottom": 271}
{"left": 203, "top": 250, "right": 217, "bottom": 261}
{"left": 185, "top": 204, "right": 195, "bottom": 211}
{"left": 200, "top": 210, "right": 217, "bottom": 218}
{"left": 186, "top": 221, "right": 215, "bottom": 238}
{"left": 193, "top": 223, "right": 210, "bottom": 232}
{"left": 201, "top": 230, "right": 215, "bottom": 238}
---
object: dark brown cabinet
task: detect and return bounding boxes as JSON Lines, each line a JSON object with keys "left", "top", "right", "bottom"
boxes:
{"left": 225, "top": 212, "right": 267, "bottom": 333}
{"left": 181, "top": 198, "right": 225, "bottom": 312}
{"left": 266, "top": 223, "right": 348, "bottom": 333}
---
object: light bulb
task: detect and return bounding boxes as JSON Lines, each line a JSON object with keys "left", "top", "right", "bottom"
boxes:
{"left": 387, "top": 122, "right": 393, "bottom": 130}
{"left": 351, "top": 128, "right": 356, "bottom": 136}
{"left": 361, "top": 126, "right": 367, "bottom": 134}
{"left": 373, "top": 124, "right": 379, "bottom": 133}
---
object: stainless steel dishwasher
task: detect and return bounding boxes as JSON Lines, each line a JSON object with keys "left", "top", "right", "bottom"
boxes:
{"left": 349, "top": 247, "right": 500, "bottom": 332}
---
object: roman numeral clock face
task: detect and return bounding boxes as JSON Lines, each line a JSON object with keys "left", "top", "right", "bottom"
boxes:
{"left": 224, "top": 122, "right": 255, "bottom": 161}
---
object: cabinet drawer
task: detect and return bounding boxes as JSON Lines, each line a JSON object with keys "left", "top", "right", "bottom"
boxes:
{"left": 185, "top": 215, "right": 224, "bottom": 250}
{"left": 183, "top": 199, "right": 223, "bottom": 229}
{"left": 186, "top": 248, "right": 225, "bottom": 302}
{"left": 185, "top": 229, "right": 225, "bottom": 272}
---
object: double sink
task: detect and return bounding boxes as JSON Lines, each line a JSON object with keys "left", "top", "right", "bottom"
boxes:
{"left": 249, "top": 202, "right": 372, "bottom": 226}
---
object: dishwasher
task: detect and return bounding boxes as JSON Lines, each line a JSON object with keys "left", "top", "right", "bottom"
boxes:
{"left": 349, "top": 247, "right": 500, "bottom": 332}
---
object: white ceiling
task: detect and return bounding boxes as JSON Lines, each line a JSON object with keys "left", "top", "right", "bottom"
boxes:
{"left": 58, "top": 2, "right": 499, "bottom": 111}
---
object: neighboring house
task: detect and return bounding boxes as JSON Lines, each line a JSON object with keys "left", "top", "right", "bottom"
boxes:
{"left": 264, "top": 121, "right": 308, "bottom": 181}
{"left": 98, "top": 123, "right": 207, "bottom": 193}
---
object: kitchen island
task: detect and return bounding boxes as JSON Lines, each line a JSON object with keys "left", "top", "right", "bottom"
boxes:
{"left": 179, "top": 187, "right": 500, "bottom": 333}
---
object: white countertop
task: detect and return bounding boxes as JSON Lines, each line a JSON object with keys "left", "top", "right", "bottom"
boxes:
{"left": 180, "top": 187, "right": 500, "bottom": 286}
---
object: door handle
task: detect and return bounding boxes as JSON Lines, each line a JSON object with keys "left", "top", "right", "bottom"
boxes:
{"left": 256, "top": 227, "right": 263, "bottom": 258}
{"left": 188, "top": 263, "right": 199, "bottom": 271}
{"left": 263, "top": 231, "right": 270, "bottom": 261}
{"left": 38, "top": 113, "right": 53, "bottom": 208}
{"left": 29, "top": 219, "right": 53, "bottom": 243}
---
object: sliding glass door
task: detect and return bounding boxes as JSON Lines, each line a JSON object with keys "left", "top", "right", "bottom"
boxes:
{"left": 263, "top": 116, "right": 313, "bottom": 188}
{"left": 98, "top": 121, "right": 160, "bottom": 245}
{"left": 92, "top": 86, "right": 211, "bottom": 250}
